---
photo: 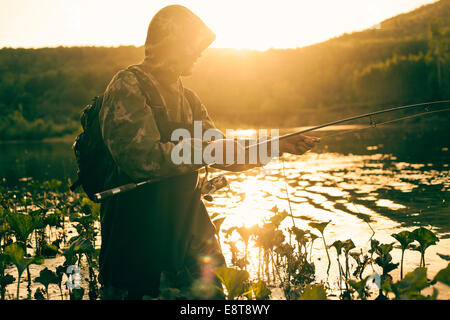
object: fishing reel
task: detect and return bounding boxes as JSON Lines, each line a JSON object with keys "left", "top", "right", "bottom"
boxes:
{"left": 201, "top": 175, "right": 228, "bottom": 202}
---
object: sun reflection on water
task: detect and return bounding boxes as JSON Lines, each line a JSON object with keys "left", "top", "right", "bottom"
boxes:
{"left": 204, "top": 150, "right": 450, "bottom": 298}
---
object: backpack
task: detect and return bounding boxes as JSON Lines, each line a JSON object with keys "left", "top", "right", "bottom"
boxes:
{"left": 70, "top": 94, "right": 110, "bottom": 201}
{"left": 70, "top": 66, "right": 200, "bottom": 202}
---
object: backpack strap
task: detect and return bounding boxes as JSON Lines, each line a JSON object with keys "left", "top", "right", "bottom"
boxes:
{"left": 127, "top": 66, "right": 172, "bottom": 142}
{"left": 127, "top": 66, "right": 203, "bottom": 141}
{"left": 183, "top": 88, "right": 203, "bottom": 121}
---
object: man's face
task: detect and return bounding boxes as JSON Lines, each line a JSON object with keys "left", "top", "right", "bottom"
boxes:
{"left": 180, "top": 52, "right": 201, "bottom": 76}
{"left": 180, "top": 39, "right": 204, "bottom": 76}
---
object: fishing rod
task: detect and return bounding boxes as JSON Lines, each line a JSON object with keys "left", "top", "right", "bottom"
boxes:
{"left": 319, "top": 106, "right": 450, "bottom": 140}
{"left": 252, "top": 99, "right": 450, "bottom": 146}
{"left": 93, "top": 100, "right": 450, "bottom": 202}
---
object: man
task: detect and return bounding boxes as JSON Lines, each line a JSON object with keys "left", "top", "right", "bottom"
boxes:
{"left": 98, "top": 5, "right": 319, "bottom": 299}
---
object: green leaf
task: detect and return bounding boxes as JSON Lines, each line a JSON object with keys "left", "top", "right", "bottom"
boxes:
{"left": 392, "top": 231, "right": 414, "bottom": 250}
{"left": 43, "top": 179, "right": 62, "bottom": 191}
{"left": 4, "top": 243, "right": 26, "bottom": 275}
{"left": 412, "top": 227, "right": 439, "bottom": 251}
{"left": 41, "top": 243, "right": 60, "bottom": 258}
{"left": 342, "top": 239, "right": 355, "bottom": 254}
{"left": 383, "top": 262, "right": 399, "bottom": 275}
{"left": 251, "top": 280, "right": 271, "bottom": 300}
{"left": 378, "top": 243, "right": 394, "bottom": 256}
{"left": 298, "top": 285, "right": 327, "bottom": 300}
{"left": 308, "top": 221, "right": 331, "bottom": 234}
{"left": 269, "top": 206, "right": 279, "bottom": 214}
{"left": 4, "top": 243, "right": 44, "bottom": 277}
{"left": 369, "top": 239, "right": 380, "bottom": 254}
{"left": 34, "top": 287, "right": 46, "bottom": 300}
{"left": 80, "top": 196, "right": 100, "bottom": 217}
{"left": 235, "top": 226, "right": 253, "bottom": 244}
{"left": 349, "top": 277, "right": 370, "bottom": 299}
{"left": 391, "top": 267, "right": 429, "bottom": 298}
{"left": 44, "top": 212, "right": 61, "bottom": 227}
{"left": 63, "top": 236, "right": 94, "bottom": 265}
{"left": 0, "top": 274, "right": 15, "bottom": 288}
{"left": 0, "top": 253, "right": 10, "bottom": 273}
{"left": 70, "top": 287, "right": 85, "bottom": 300}
{"left": 308, "top": 232, "right": 319, "bottom": 241}
{"left": 434, "top": 263, "right": 450, "bottom": 286}
{"left": 8, "top": 213, "right": 44, "bottom": 243}
{"left": 35, "top": 267, "right": 59, "bottom": 289}
{"left": 331, "top": 240, "right": 344, "bottom": 256}
{"left": 290, "top": 227, "right": 308, "bottom": 244}
{"left": 215, "top": 266, "right": 250, "bottom": 300}
{"left": 270, "top": 210, "right": 288, "bottom": 228}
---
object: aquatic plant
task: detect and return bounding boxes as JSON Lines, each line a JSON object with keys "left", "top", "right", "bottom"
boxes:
{"left": 251, "top": 280, "right": 271, "bottom": 300}
{"left": 391, "top": 231, "right": 414, "bottom": 279}
{"left": 309, "top": 221, "right": 332, "bottom": 274}
{"left": 0, "top": 178, "right": 448, "bottom": 301}
{"left": 386, "top": 267, "right": 434, "bottom": 300}
{"left": 0, "top": 253, "right": 15, "bottom": 300}
{"left": 35, "top": 267, "right": 59, "bottom": 300}
{"left": 411, "top": 227, "right": 439, "bottom": 267}
{"left": 348, "top": 276, "right": 371, "bottom": 300}
{"left": 215, "top": 266, "right": 251, "bottom": 300}
{"left": 350, "top": 249, "right": 370, "bottom": 280}
{"left": 330, "top": 240, "right": 345, "bottom": 292}
{"left": 4, "top": 243, "right": 44, "bottom": 299}
{"left": 298, "top": 285, "right": 327, "bottom": 300}
{"left": 433, "top": 263, "right": 450, "bottom": 286}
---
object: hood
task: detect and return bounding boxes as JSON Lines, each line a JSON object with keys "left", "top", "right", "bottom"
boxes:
{"left": 144, "top": 5, "right": 216, "bottom": 75}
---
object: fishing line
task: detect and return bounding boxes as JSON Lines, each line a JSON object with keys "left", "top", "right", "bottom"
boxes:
{"left": 317, "top": 106, "right": 450, "bottom": 141}
{"left": 281, "top": 159, "right": 296, "bottom": 229}
{"left": 264, "top": 100, "right": 450, "bottom": 144}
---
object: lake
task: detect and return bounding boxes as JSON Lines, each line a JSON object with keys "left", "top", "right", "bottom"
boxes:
{"left": 1, "top": 123, "right": 449, "bottom": 299}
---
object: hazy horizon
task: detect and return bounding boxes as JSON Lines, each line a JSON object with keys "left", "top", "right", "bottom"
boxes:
{"left": 0, "top": 0, "right": 438, "bottom": 51}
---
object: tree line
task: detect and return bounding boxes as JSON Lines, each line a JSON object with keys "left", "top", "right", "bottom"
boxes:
{"left": 0, "top": 1, "right": 449, "bottom": 140}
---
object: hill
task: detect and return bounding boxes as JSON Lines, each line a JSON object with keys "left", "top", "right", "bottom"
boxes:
{"left": 0, "top": 0, "right": 449, "bottom": 139}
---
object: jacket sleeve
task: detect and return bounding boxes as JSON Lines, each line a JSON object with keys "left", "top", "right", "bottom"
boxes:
{"left": 99, "top": 70, "right": 204, "bottom": 181}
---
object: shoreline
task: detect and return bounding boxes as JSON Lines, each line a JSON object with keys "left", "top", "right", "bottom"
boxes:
{"left": 1, "top": 121, "right": 446, "bottom": 144}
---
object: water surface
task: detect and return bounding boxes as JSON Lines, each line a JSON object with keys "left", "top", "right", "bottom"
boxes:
{"left": 1, "top": 124, "right": 449, "bottom": 298}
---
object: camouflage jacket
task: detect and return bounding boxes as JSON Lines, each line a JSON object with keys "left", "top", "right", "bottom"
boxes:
{"left": 99, "top": 66, "right": 218, "bottom": 181}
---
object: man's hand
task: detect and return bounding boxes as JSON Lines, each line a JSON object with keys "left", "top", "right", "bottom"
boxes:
{"left": 279, "top": 134, "right": 320, "bottom": 155}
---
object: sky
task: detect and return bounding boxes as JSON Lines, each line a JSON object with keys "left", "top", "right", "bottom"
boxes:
{"left": 0, "top": 0, "right": 439, "bottom": 50}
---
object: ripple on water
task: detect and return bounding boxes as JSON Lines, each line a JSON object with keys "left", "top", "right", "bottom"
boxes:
{"left": 206, "top": 150, "right": 450, "bottom": 298}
